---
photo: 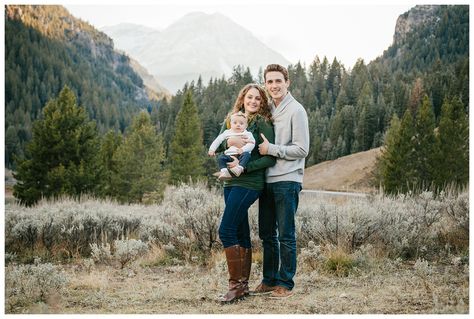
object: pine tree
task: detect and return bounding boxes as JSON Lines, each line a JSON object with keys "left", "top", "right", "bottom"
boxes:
{"left": 13, "top": 86, "right": 99, "bottom": 206}
{"left": 169, "top": 91, "right": 206, "bottom": 184}
{"left": 435, "top": 97, "right": 469, "bottom": 188}
{"left": 379, "top": 110, "right": 416, "bottom": 194}
{"left": 412, "top": 95, "right": 437, "bottom": 188}
{"left": 96, "top": 130, "right": 122, "bottom": 198}
{"left": 112, "top": 111, "right": 166, "bottom": 203}
{"left": 355, "top": 82, "right": 377, "bottom": 151}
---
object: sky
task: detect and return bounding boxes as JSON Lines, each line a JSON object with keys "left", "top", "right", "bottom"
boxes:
{"left": 62, "top": 0, "right": 419, "bottom": 69}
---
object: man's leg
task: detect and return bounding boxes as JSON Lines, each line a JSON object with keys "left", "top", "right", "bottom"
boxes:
{"left": 273, "top": 181, "right": 301, "bottom": 291}
{"left": 257, "top": 183, "right": 279, "bottom": 287}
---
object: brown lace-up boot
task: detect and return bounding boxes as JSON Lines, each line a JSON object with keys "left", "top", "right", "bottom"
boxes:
{"left": 239, "top": 246, "right": 252, "bottom": 295}
{"left": 220, "top": 245, "right": 245, "bottom": 303}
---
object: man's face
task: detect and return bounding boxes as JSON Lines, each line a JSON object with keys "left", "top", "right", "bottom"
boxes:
{"left": 265, "top": 71, "right": 289, "bottom": 104}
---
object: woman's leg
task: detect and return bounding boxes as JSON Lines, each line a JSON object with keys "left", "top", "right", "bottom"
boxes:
{"left": 236, "top": 192, "right": 259, "bottom": 295}
{"left": 218, "top": 186, "right": 260, "bottom": 302}
{"left": 219, "top": 187, "right": 259, "bottom": 248}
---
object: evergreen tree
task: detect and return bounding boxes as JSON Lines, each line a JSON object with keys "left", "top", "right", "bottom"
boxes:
{"left": 169, "top": 91, "right": 206, "bottom": 184}
{"left": 435, "top": 97, "right": 469, "bottom": 188}
{"left": 96, "top": 130, "right": 122, "bottom": 198}
{"left": 355, "top": 83, "right": 377, "bottom": 151}
{"left": 412, "top": 95, "right": 437, "bottom": 188}
{"left": 112, "top": 111, "right": 166, "bottom": 203}
{"left": 379, "top": 110, "right": 416, "bottom": 194}
{"left": 13, "top": 86, "right": 99, "bottom": 206}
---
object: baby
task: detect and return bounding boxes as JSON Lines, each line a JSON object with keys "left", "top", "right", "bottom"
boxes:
{"left": 208, "top": 111, "right": 255, "bottom": 180}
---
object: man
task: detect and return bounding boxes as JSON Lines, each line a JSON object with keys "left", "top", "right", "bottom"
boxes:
{"left": 254, "top": 64, "right": 309, "bottom": 298}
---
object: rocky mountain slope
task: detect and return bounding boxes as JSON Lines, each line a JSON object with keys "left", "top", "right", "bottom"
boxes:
{"left": 102, "top": 12, "right": 291, "bottom": 92}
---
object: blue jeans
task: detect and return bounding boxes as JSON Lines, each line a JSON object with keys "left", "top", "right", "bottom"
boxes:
{"left": 219, "top": 186, "right": 261, "bottom": 249}
{"left": 218, "top": 152, "right": 251, "bottom": 170}
{"left": 258, "top": 181, "right": 302, "bottom": 290}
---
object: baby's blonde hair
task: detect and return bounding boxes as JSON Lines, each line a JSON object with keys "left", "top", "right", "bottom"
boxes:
{"left": 230, "top": 111, "right": 247, "bottom": 121}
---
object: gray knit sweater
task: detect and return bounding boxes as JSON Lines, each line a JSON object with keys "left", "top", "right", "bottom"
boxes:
{"left": 266, "top": 92, "right": 309, "bottom": 183}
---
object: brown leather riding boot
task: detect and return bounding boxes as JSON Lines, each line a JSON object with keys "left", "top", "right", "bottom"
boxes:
{"left": 220, "top": 245, "right": 245, "bottom": 303}
{"left": 240, "top": 246, "right": 252, "bottom": 295}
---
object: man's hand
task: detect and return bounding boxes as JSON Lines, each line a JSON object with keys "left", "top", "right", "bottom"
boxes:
{"left": 226, "top": 156, "right": 239, "bottom": 168}
{"left": 258, "top": 133, "right": 270, "bottom": 155}
{"left": 208, "top": 150, "right": 215, "bottom": 156}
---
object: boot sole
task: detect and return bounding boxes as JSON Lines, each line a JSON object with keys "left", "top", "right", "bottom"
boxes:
{"left": 268, "top": 292, "right": 294, "bottom": 299}
{"left": 218, "top": 295, "right": 245, "bottom": 303}
{"left": 249, "top": 291, "right": 273, "bottom": 296}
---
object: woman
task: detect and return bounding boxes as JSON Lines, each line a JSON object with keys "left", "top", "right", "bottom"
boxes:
{"left": 216, "top": 84, "right": 275, "bottom": 303}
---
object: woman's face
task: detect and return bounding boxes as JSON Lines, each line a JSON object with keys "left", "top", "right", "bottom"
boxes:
{"left": 243, "top": 88, "right": 262, "bottom": 114}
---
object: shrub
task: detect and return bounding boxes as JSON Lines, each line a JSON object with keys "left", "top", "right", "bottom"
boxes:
{"left": 90, "top": 242, "right": 112, "bottom": 265}
{"left": 296, "top": 190, "right": 468, "bottom": 260}
{"left": 4, "top": 186, "right": 468, "bottom": 264}
{"left": 324, "top": 247, "right": 356, "bottom": 277}
{"left": 5, "top": 260, "right": 68, "bottom": 312}
{"left": 113, "top": 239, "right": 148, "bottom": 268}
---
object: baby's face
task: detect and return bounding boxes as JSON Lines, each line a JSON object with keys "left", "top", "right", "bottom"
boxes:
{"left": 230, "top": 116, "right": 247, "bottom": 133}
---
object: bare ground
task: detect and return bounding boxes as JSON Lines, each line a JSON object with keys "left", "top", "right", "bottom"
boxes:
{"left": 10, "top": 256, "right": 468, "bottom": 314}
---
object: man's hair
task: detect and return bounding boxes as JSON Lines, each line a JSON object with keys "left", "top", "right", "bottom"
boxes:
{"left": 264, "top": 64, "right": 289, "bottom": 82}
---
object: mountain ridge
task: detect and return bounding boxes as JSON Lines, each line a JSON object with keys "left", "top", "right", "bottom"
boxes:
{"left": 101, "top": 11, "right": 291, "bottom": 92}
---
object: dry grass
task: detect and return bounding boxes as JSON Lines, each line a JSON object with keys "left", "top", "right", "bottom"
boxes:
{"left": 7, "top": 250, "right": 468, "bottom": 314}
{"left": 303, "top": 147, "right": 382, "bottom": 193}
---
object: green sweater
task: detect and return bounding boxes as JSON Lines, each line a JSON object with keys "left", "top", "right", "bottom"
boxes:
{"left": 217, "top": 115, "right": 276, "bottom": 191}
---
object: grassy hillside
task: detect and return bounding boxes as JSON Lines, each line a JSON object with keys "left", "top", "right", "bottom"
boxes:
{"left": 303, "top": 147, "right": 382, "bottom": 193}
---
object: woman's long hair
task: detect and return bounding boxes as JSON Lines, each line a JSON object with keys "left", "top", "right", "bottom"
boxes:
{"left": 230, "top": 84, "right": 272, "bottom": 123}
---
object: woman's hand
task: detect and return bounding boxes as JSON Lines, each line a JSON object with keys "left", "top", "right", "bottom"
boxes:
{"left": 227, "top": 136, "right": 246, "bottom": 148}
{"left": 226, "top": 156, "right": 240, "bottom": 168}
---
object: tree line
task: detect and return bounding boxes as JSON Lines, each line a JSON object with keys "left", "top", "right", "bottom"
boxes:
{"left": 13, "top": 86, "right": 207, "bottom": 206}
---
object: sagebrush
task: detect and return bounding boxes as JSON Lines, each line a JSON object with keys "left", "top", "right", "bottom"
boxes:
{"left": 5, "top": 183, "right": 468, "bottom": 263}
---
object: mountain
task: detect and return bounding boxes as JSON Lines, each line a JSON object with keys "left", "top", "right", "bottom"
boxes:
{"left": 128, "top": 56, "right": 171, "bottom": 101}
{"left": 375, "top": 5, "right": 469, "bottom": 75}
{"left": 101, "top": 12, "right": 291, "bottom": 93}
{"left": 4, "top": 5, "right": 165, "bottom": 167}
{"left": 392, "top": 5, "right": 439, "bottom": 45}
{"left": 370, "top": 4, "right": 469, "bottom": 118}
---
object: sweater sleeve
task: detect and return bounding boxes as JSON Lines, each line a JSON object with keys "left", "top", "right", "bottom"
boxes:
{"left": 209, "top": 130, "right": 228, "bottom": 152}
{"left": 246, "top": 119, "right": 276, "bottom": 173}
{"left": 241, "top": 131, "right": 256, "bottom": 153}
{"left": 215, "top": 121, "right": 229, "bottom": 153}
{"left": 267, "top": 107, "right": 309, "bottom": 160}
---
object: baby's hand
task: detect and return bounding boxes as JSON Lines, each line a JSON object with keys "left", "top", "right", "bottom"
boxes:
{"left": 208, "top": 150, "right": 215, "bottom": 156}
{"left": 237, "top": 148, "right": 243, "bottom": 154}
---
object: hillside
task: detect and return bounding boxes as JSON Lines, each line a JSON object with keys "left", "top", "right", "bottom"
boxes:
{"left": 4, "top": 5, "right": 164, "bottom": 167}
{"left": 303, "top": 148, "right": 382, "bottom": 193}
